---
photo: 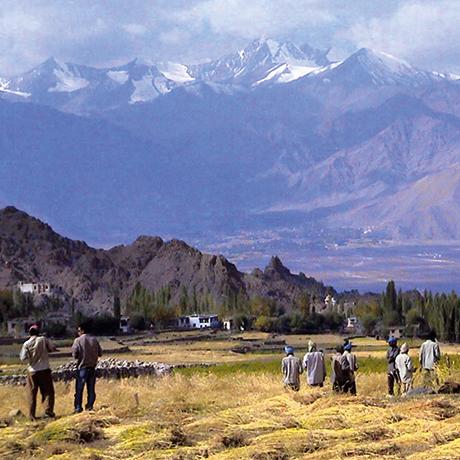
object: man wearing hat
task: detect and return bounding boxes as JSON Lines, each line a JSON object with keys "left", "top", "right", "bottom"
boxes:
{"left": 395, "top": 343, "right": 415, "bottom": 394}
{"left": 19, "top": 324, "right": 57, "bottom": 420}
{"left": 386, "top": 336, "right": 400, "bottom": 396}
{"left": 282, "top": 346, "right": 303, "bottom": 391}
{"left": 343, "top": 342, "right": 358, "bottom": 395}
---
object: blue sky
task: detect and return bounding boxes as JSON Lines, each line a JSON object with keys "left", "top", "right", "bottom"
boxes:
{"left": 1, "top": 0, "right": 459, "bottom": 76}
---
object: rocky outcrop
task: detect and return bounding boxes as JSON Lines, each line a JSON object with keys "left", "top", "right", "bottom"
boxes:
{"left": 0, "top": 207, "right": 332, "bottom": 312}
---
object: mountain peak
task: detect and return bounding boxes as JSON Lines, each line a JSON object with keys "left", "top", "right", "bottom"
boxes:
{"left": 327, "top": 47, "right": 435, "bottom": 87}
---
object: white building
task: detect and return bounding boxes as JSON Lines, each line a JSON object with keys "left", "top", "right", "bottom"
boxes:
{"left": 119, "top": 316, "right": 130, "bottom": 334}
{"left": 179, "top": 314, "right": 220, "bottom": 329}
{"left": 324, "top": 294, "right": 337, "bottom": 310}
{"left": 17, "top": 281, "right": 52, "bottom": 296}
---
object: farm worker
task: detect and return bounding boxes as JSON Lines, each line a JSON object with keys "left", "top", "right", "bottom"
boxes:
{"left": 386, "top": 337, "right": 400, "bottom": 396}
{"left": 303, "top": 340, "right": 326, "bottom": 387}
{"left": 282, "top": 346, "right": 303, "bottom": 391}
{"left": 419, "top": 330, "right": 441, "bottom": 387}
{"left": 342, "top": 342, "right": 358, "bottom": 395}
{"left": 72, "top": 321, "right": 102, "bottom": 413}
{"left": 19, "top": 324, "right": 57, "bottom": 420}
{"left": 331, "top": 345, "right": 350, "bottom": 392}
{"left": 395, "top": 343, "right": 415, "bottom": 394}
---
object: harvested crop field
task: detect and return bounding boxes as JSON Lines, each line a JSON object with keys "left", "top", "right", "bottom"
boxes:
{"left": 1, "top": 372, "right": 460, "bottom": 459}
{"left": 1, "top": 332, "right": 460, "bottom": 459}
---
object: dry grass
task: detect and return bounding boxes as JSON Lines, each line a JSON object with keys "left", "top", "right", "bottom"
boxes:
{"left": 1, "top": 368, "right": 460, "bottom": 459}
{"left": 2, "top": 334, "right": 460, "bottom": 459}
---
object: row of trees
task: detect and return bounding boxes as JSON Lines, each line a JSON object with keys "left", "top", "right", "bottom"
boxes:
{"left": 354, "top": 280, "right": 460, "bottom": 342}
{"left": 124, "top": 282, "right": 344, "bottom": 333}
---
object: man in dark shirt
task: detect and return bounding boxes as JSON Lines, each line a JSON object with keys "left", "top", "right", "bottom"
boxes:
{"left": 71, "top": 321, "right": 102, "bottom": 413}
{"left": 387, "top": 337, "right": 400, "bottom": 396}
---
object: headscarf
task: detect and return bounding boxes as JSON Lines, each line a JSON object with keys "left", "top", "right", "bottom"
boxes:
{"left": 400, "top": 343, "right": 409, "bottom": 353}
{"left": 344, "top": 342, "right": 353, "bottom": 351}
{"left": 307, "top": 340, "right": 317, "bottom": 352}
{"left": 284, "top": 346, "right": 294, "bottom": 355}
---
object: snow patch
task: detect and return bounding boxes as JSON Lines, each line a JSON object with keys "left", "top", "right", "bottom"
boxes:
{"left": 0, "top": 80, "right": 30, "bottom": 98}
{"left": 277, "top": 65, "right": 319, "bottom": 83}
{"left": 107, "top": 70, "right": 129, "bottom": 84}
{"left": 130, "top": 75, "right": 159, "bottom": 103}
{"left": 49, "top": 65, "right": 89, "bottom": 92}
{"left": 156, "top": 62, "right": 194, "bottom": 83}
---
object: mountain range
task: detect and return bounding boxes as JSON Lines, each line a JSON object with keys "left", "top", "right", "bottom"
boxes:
{"left": 0, "top": 206, "right": 331, "bottom": 312}
{"left": 1, "top": 38, "right": 460, "bottom": 288}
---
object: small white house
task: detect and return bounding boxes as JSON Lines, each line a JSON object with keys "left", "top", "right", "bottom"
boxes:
{"left": 119, "top": 316, "right": 130, "bottom": 334}
{"left": 17, "top": 281, "right": 52, "bottom": 296}
{"left": 223, "top": 318, "right": 234, "bottom": 331}
{"left": 388, "top": 326, "right": 404, "bottom": 340}
{"left": 346, "top": 316, "right": 358, "bottom": 329}
{"left": 324, "top": 294, "right": 337, "bottom": 310}
{"left": 181, "top": 314, "right": 219, "bottom": 329}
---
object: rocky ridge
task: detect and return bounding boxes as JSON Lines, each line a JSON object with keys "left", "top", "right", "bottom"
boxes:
{"left": 0, "top": 207, "right": 332, "bottom": 312}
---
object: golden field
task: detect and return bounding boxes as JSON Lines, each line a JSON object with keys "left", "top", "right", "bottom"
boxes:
{"left": 1, "top": 332, "right": 460, "bottom": 459}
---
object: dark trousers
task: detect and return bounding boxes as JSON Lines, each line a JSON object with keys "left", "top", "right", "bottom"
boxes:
{"left": 343, "top": 378, "right": 357, "bottom": 395}
{"left": 27, "top": 369, "right": 55, "bottom": 419}
{"left": 388, "top": 372, "right": 398, "bottom": 395}
{"left": 74, "top": 367, "right": 96, "bottom": 411}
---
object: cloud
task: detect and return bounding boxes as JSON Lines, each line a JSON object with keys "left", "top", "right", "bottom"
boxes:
{"left": 123, "top": 23, "right": 148, "bottom": 37}
{"left": 344, "top": 1, "right": 460, "bottom": 72}
{"left": 0, "top": 0, "right": 458, "bottom": 76}
{"left": 173, "top": 0, "right": 336, "bottom": 39}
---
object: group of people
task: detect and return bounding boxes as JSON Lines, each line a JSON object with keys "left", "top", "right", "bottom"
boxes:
{"left": 282, "top": 333, "right": 442, "bottom": 396}
{"left": 386, "top": 331, "right": 441, "bottom": 396}
{"left": 19, "top": 322, "right": 102, "bottom": 420}
{"left": 20, "top": 324, "right": 443, "bottom": 419}
{"left": 282, "top": 339, "right": 358, "bottom": 394}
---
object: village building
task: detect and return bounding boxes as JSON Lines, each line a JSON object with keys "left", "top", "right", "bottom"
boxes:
{"left": 7, "top": 317, "right": 33, "bottom": 337}
{"left": 17, "top": 281, "right": 53, "bottom": 296}
{"left": 119, "top": 316, "right": 130, "bottom": 334}
{"left": 174, "top": 314, "right": 220, "bottom": 329}
{"left": 388, "top": 326, "right": 404, "bottom": 340}
{"left": 223, "top": 318, "right": 234, "bottom": 331}
{"left": 324, "top": 294, "right": 337, "bottom": 311}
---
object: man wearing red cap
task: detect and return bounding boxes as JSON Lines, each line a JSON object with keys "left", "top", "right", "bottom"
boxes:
{"left": 19, "top": 324, "right": 57, "bottom": 420}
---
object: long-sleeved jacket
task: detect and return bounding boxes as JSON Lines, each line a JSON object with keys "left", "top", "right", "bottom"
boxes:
{"left": 395, "top": 352, "right": 414, "bottom": 383}
{"left": 331, "top": 352, "right": 350, "bottom": 385}
{"left": 72, "top": 334, "right": 102, "bottom": 369}
{"left": 303, "top": 351, "right": 326, "bottom": 385}
{"left": 343, "top": 350, "right": 358, "bottom": 381}
{"left": 419, "top": 340, "right": 441, "bottom": 370}
{"left": 282, "top": 355, "right": 303, "bottom": 387}
{"left": 20, "top": 335, "right": 56, "bottom": 373}
{"left": 386, "top": 346, "right": 400, "bottom": 373}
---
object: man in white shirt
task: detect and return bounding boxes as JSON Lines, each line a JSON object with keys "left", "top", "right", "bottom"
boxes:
{"left": 395, "top": 343, "right": 415, "bottom": 394}
{"left": 20, "top": 324, "right": 57, "bottom": 420}
{"left": 419, "top": 330, "right": 441, "bottom": 387}
{"left": 303, "top": 340, "right": 326, "bottom": 387}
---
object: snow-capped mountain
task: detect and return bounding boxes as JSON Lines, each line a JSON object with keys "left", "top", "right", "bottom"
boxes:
{"left": 4, "top": 39, "right": 457, "bottom": 116}
{"left": 4, "top": 57, "right": 195, "bottom": 113}
{"left": 189, "top": 38, "right": 331, "bottom": 86}
{"left": 2, "top": 37, "right": 460, "bottom": 251}
{"left": 319, "top": 48, "right": 450, "bottom": 88}
{"left": 1, "top": 39, "right": 333, "bottom": 113}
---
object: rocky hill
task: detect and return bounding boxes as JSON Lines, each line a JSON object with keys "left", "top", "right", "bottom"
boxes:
{"left": 0, "top": 207, "right": 332, "bottom": 313}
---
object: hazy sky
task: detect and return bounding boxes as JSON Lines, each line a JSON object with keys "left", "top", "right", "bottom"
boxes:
{"left": 1, "top": 0, "right": 459, "bottom": 76}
